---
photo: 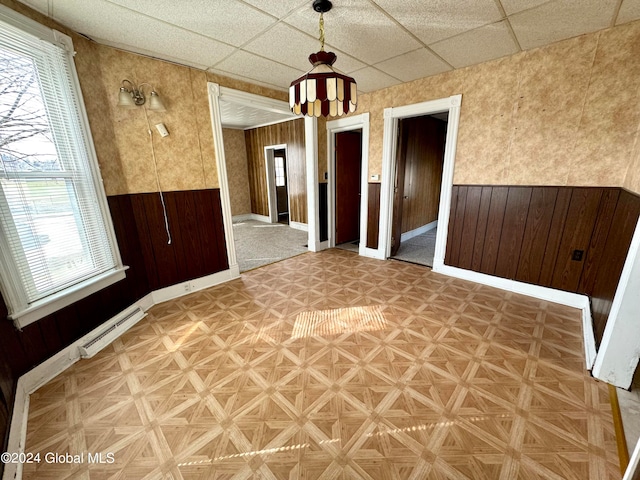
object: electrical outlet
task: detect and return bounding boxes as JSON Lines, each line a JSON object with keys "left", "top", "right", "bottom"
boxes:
{"left": 571, "top": 250, "right": 584, "bottom": 261}
{"left": 183, "top": 283, "right": 191, "bottom": 293}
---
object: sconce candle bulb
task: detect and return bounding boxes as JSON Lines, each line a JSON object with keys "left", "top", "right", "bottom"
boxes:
{"left": 117, "top": 79, "right": 166, "bottom": 111}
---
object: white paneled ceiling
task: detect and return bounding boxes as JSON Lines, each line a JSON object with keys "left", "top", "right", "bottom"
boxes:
{"left": 18, "top": 0, "right": 640, "bottom": 94}
{"left": 219, "top": 99, "right": 295, "bottom": 129}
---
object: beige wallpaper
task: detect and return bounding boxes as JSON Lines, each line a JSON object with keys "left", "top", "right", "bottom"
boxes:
{"left": 222, "top": 128, "right": 252, "bottom": 215}
{"left": 80, "top": 46, "right": 217, "bottom": 195}
{"left": 83, "top": 46, "right": 290, "bottom": 195}
{"left": 80, "top": 51, "right": 300, "bottom": 195}
{"left": 1, "top": 0, "right": 292, "bottom": 196}
{"left": 7, "top": 0, "right": 639, "bottom": 196}
{"left": 625, "top": 142, "right": 640, "bottom": 193}
{"left": 358, "top": 20, "right": 640, "bottom": 194}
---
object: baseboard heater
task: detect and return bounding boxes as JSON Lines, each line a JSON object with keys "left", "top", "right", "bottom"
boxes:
{"left": 78, "top": 306, "right": 146, "bottom": 358}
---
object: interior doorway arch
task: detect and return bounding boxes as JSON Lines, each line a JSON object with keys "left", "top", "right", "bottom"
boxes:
{"left": 379, "top": 95, "right": 463, "bottom": 268}
{"left": 206, "top": 83, "right": 321, "bottom": 276}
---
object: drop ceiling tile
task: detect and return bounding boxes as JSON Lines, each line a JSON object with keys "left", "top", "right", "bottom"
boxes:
{"left": 103, "top": 0, "right": 277, "bottom": 46}
{"left": 617, "top": 0, "right": 640, "bottom": 24}
{"left": 430, "top": 21, "right": 519, "bottom": 69}
{"left": 244, "top": 23, "right": 365, "bottom": 73}
{"left": 213, "top": 50, "right": 304, "bottom": 90}
{"left": 100, "top": 41, "right": 209, "bottom": 70}
{"left": 242, "top": 0, "right": 308, "bottom": 19}
{"left": 283, "top": 0, "right": 421, "bottom": 64}
{"left": 350, "top": 66, "right": 401, "bottom": 93}
{"left": 314, "top": 44, "right": 366, "bottom": 74}
{"left": 499, "top": 0, "right": 549, "bottom": 16}
{"left": 509, "top": 0, "right": 620, "bottom": 50}
{"left": 51, "top": 0, "right": 236, "bottom": 67}
{"left": 208, "top": 68, "right": 287, "bottom": 91}
{"left": 373, "top": 0, "right": 503, "bottom": 45}
{"left": 374, "top": 48, "right": 451, "bottom": 82}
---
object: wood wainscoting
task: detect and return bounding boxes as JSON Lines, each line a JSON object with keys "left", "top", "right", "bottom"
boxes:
{"left": 0, "top": 188, "right": 229, "bottom": 464}
{"left": 124, "top": 190, "right": 228, "bottom": 291}
{"left": 445, "top": 185, "right": 640, "bottom": 345}
{"left": 244, "top": 119, "right": 307, "bottom": 224}
{"left": 367, "top": 183, "right": 381, "bottom": 250}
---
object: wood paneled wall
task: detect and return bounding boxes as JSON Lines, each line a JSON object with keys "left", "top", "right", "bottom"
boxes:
{"left": 367, "top": 183, "right": 381, "bottom": 250}
{"left": 244, "top": 119, "right": 307, "bottom": 224}
{"left": 399, "top": 116, "right": 446, "bottom": 234}
{"left": 128, "top": 190, "right": 228, "bottom": 290}
{"left": 0, "top": 189, "right": 228, "bottom": 462}
{"left": 319, "top": 183, "right": 328, "bottom": 242}
{"left": 445, "top": 185, "right": 640, "bottom": 344}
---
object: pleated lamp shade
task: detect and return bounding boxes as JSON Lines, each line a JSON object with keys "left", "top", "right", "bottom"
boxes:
{"left": 289, "top": 51, "right": 357, "bottom": 117}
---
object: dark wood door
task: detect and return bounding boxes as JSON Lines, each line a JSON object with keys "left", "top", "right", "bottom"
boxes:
{"left": 335, "top": 130, "right": 362, "bottom": 244}
{"left": 390, "top": 116, "right": 446, "bottom": 257}
{"left": 390, "top": 120, "right": 407, "bottom": 256}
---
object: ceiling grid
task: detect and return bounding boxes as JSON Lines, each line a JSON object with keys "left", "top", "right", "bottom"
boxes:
{"left": 16, "top": 0, "right": 640, "bottom": 94}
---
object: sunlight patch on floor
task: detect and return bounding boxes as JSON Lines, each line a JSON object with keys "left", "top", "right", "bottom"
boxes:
{"left": 292, "top": 305, "right": 387, "bottom": 339}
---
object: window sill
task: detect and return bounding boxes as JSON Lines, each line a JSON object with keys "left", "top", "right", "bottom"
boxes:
{"left": 9, "top": 267, "right": 129, "bottom": 330}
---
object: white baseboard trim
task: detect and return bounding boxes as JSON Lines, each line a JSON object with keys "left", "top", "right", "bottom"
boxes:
{"left": 4, "top": 380, "right": 28, "bottom": 480}
{"left": 309, "top": 240, "right": 329, "bottom": 252}
{"left": 232, "top": 213, "right": 271, "bottom": 223}
{"left": 360, "top": 246, "right": 386, "bottom": 260}
{"left": 3, "top": 266, "right": 239, "bottom": 480}
{"left": 151, "top": 267, "right": 240, "bottom": 304}
{"left": 289, "top": 221, "right": 308, "bottom": 232}
{"left": 433, "top": 262, "right": 595, "bottom": 369}
{"left": 582, "top": 304, "right": 597, "bottom": 370}
{"left": 401, "top": 220, "right": 437, "bottom": 242}
{"left": 251, "top": 214, "right": 271, "bottom": 223}
{"left": 232, "top": 213, "right": 253, "bottom": 222}
{"left": 624, "top": 436, "right": 640, "bottom": 480}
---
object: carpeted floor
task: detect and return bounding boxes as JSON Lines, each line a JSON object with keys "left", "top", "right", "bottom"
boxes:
{"left": 392, "top": 228, "right": 437, "bottom": 267}
{"left": 233, "top": 219, "right": 308, "bottom": 272}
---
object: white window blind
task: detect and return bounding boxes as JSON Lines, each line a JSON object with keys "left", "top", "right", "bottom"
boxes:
{"left": 0, "top": 9, "right": 124, "bottom": 326}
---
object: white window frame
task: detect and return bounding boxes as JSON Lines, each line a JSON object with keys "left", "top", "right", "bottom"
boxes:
{"left": 274, "top": 155, "right": 286, "bottom": 188}
{"left": 0, "top": 5, "right": 126, "bottom": 329}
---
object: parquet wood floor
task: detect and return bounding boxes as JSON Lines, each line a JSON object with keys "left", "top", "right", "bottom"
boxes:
{"left": 23, "top": 250, "right": 619, "bottom": 479}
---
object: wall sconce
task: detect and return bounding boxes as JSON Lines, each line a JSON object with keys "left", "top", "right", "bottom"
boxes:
{"left": 117, "top": 79, "right": 166, "bottom": 111}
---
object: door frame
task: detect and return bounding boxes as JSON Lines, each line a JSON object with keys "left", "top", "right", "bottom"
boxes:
{"left": 264, "top": 144, "right": 289, "bottom": 224}
{"left": 380, "top": 95, "right": 462, "bottom": 267}
{"left": 207, "top": 83, "right": 321, "bottom": 271}
{"left": 326, "top": 113, "right": 370, "bottom": 255}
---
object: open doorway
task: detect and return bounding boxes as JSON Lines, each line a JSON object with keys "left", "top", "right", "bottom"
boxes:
{"left": 389, "top": 113, "right": 447, "bottom": 267}
{"left": 274, "top": 149, "right": 289, "bottom": 224}
{"left": 326, "top": 113, "right": 371, "bottom": 256}
{"left": 379, "top": 95, "right": 462, "bottom": 270}
{"left": 334, "top": 130, "right": 362, "bottom": 252}
{"left": 207, "top": 84, "right": 318, "bottom": 275}
{"left": 264, "top": 144, "right": 291, "bottom": 225}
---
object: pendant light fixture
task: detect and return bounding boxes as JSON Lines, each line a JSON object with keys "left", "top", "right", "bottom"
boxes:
{"left": 289, "top": 0, "right": 357, "bottom": 117}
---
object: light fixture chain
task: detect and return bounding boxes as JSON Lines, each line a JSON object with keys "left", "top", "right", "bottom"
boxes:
{"left": 319, "top": 12, "right": 325, "bottom": 51}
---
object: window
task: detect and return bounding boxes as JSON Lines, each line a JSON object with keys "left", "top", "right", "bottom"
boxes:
{"left": 274, "top": 156, "right": 286, "bottom": 187}
{"left": 0, "top": 7, "right": 125, "bottom": 328}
